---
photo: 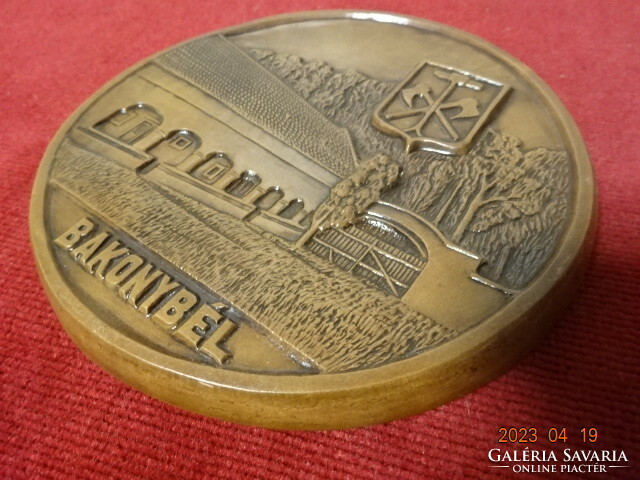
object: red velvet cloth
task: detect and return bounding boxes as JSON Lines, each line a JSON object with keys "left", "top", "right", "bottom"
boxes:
{"left": 1, "top": 1, "right": 638, "bottom": 478}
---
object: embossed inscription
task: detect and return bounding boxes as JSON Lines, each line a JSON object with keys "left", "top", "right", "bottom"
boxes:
{"left": 54, "top": 218, "right": 237, "bottom": 363}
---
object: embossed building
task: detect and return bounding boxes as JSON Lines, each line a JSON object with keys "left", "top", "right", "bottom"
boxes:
{"left": 67, "top": 35, "right": 507, "bottom": 331}
{"left": 71, "top": 35, "right": 362, "bottom": 241}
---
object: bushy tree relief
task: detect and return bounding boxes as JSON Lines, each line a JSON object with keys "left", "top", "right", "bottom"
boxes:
{"left": 398, "top": 130, "right": 570, "bottom": 289}
{"left": 295, "top": 155, "right": 400, "bottom": 248}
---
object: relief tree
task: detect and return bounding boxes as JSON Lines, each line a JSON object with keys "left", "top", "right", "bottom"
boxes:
{"left": 449, "top": 131, "right": 539, "bottom": 243}
{"left": 401, "top": 160, "right": 448, "bottom": 218}
{"left": 294, "top": 154, "right": 400, "bottom": 249}
{"left": 452, "top": 134, "right": 568, "bottom": 286}
{"left": 401, "top": 158, "right": 474, "bottom": 224}
{"left": 392, "top": 129, "right": 569, "bottom": 288}
{"left": 471, "top": 148, "right": 569, "bottom": 286}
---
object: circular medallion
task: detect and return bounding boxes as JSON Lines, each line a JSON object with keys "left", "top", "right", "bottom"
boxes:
{"left": 31, "top": 11, "right": 595, "bottom": 429}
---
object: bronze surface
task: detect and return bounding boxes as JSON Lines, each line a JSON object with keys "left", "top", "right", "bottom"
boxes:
{"left": 30, "top": 11, "right": 595, "bottom": 429}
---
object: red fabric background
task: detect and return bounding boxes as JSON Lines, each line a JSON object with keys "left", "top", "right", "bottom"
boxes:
{"left": 1, "top": 1, "right": 638, "bottom": 478}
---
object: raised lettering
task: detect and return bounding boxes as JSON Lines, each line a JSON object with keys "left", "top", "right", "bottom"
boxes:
{"left": 84, "top": 239, "right": 129, "bottom": 278}
{"left": 71, "top": 232, "right": 110, "bottom": 267}
{"left": 53, "top": 217, "right": 242, "bottom": 362}
{"left": 137, "top": 274, "right": 181, "bottom": 316}
{"left": 54, "top": 218, "right": 95, "bottom": 250}
{"left": 118, "top": 263, "right": 163, "bottom": 307}
{"left": 104, "top": 254, "right": 144, "bottom": 288}
{"left": 172, "top": 302, "right": 236, "bottom": 363}
{"left": 199, "top": 319, "right": 237, "bottom": 363}
{"left": 153, "top": 288, "right": 198, "bottom": 326}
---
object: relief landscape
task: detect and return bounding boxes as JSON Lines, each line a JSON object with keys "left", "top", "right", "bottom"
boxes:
{"left": 49, "top": 35, "right": 572, "bottom": 372}
{"left": 252, "top": 48, "right": 571, "bottom": 290}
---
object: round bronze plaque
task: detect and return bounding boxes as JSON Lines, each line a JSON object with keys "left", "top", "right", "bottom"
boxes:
{"left": 31, "top": 11, "right": 595, "bottom": 429}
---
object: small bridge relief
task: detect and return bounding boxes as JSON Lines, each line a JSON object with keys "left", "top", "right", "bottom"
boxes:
{"left": 310, "top": 202, "right": 508, "bottom": 331}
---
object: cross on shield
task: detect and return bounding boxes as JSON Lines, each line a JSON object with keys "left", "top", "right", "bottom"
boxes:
{"left": 372, "top": 62, "right": 510, "bottom": 155}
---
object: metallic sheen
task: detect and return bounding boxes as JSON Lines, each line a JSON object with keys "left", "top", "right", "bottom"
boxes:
{"left": 30, "top": 11, "right": 595, "bottom": 429}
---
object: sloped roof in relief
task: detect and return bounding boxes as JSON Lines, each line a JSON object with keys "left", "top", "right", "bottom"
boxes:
{"left": 156, "top": 35, "right": 358, "bottom": 178}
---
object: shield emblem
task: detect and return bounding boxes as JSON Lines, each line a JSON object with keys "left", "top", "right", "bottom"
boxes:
{"left": 373, "top": 61, "right": 510, "bottom": 155}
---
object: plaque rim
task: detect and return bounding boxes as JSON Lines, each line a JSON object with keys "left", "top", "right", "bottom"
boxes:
{"left": 30, "top": 10, "right": 596, "bottom": 429}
